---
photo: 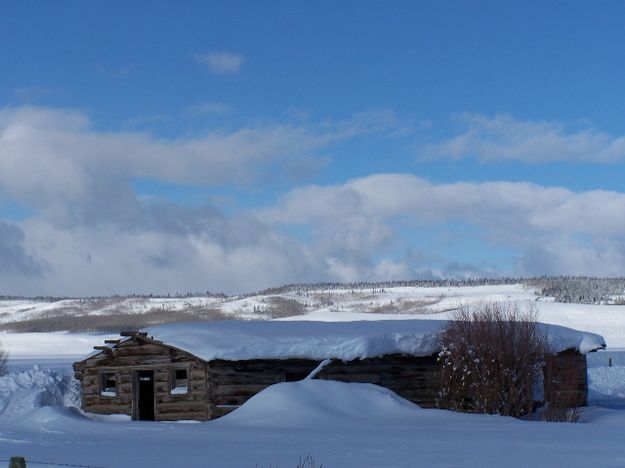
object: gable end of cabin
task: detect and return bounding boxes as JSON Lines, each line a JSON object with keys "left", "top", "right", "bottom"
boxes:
{"left": 73, "top": 332, "right": 211, "bottom": 421}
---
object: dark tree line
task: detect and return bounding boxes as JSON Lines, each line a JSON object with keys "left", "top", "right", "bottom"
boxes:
{"left": 244, "top": 277, "right": 526, "bottom": 298}
{"left": 527, "top": 276, "right": 625, "bottom": 304}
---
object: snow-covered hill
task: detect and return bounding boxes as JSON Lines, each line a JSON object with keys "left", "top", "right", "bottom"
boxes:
{"left": 3, "top": 282, "right": 625, "bottom": 352}
{"left": 0, "top": 283, "right": 542, "bottom": 330}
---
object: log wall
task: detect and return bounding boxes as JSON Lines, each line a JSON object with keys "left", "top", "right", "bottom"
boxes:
{"left": 207, "top": 358, "right": 320, "bottom": 419}
{"left": 207, "top": 354, "right": 441, "bottom": 418}
{"left": 319, "top": 354, "right": 442, "bottom": 408}
{"left": 543, "top": 349, "right": 588, "bottom": 407}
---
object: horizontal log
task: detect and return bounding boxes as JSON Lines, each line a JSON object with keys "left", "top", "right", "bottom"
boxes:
{"left": 213, "top": 396, "right": 249, "bottom": 406}
{"left": 158, "top": 395, "right": 208, "bottom": 405}
{"left": 83, "top": 394, "right": 132, "bottom": 406}
{"left": 81, "top": 355, "right": 199, "bottom": 368}
{"left": 210, "top": 374, "right": 289, "bottom": 385}
{"left": 156, "top": 402, "right": 209, "bottom": 413}
{"left": 213, "top": 384, "right": 272, "bottom": 397}
{"left": 83, "top": 402, "right": 131, "bottom": 413}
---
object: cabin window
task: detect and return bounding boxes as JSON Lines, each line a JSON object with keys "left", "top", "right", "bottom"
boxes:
{"left": 171, "top": 368, "right": 188, "bottom": 395}
{"left": 100, "top": 371, "right": 117, "bottom": 397}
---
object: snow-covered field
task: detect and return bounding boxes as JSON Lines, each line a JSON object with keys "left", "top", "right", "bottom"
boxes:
{"left": 1, "top": 362, "right": 625, "bottom": 468}
{"left": 2, "top": 283, "right": 625, "bottom": 467}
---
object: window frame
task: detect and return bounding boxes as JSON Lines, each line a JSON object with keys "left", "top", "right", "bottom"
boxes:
{"left": 170, "top": 367, "right": 189, "bottom": 396}
{"left": 99, "top": 370, "right": 118, "bottom": 398}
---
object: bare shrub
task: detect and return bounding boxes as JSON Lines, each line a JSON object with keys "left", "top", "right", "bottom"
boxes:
{"left": 262, "top": 297, "right": 307, "bottom": 319}
{"left": 437, "top": 301, "right": 547, "bottom": 417}
{"left": 0, "top": 340, "right": 7, "bottom": 376}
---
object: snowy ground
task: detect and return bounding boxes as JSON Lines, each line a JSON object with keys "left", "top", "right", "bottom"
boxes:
{"left": 2, "top": 284, "right": 625, "bottom": 467}
{"left": 1, "top": 361, "right": 625, "bottom": 468}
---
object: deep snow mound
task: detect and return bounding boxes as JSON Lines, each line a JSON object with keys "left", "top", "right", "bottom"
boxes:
{"left": 0, "top": 365, "right": 80, "bottom": 418}
{"left": 220, "top": 379, "right": 422, "bottom": 428}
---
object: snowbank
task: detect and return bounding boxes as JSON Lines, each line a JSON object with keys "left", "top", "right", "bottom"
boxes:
{"left": 2, "top": 357, "right": 625, "bottom": 467}
{"left": 143, "top": 319, "right": 605, "bottom": 361}
{"left": 218, "top": 379, "right": 422, "bottom": 428}
{"left": 0, "top": 365, "right": 80, "bottom": 418}
{"left": 588, "top": 366, "right": 625, "bottom": 400}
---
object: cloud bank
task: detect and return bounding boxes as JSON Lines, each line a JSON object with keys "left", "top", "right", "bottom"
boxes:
{"left": 2, "top": 106, "right": 625, "bottom": 295}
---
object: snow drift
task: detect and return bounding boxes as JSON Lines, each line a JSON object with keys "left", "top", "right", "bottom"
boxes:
{"left": 218, "top": 379, "right": 422, "bottom": 428}
{"left": 0, "top": 365, "right": 79, "bottom": 418}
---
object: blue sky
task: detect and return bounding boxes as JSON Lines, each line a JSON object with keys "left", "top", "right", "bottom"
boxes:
{"left": 2, "top": 1, "right": 625, "bottom": 295}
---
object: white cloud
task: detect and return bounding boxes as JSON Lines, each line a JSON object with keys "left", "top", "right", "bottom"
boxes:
{"left": 0, "top": 106, "right": 404, "bottom": 295}
{"left": 0, "top": 106, "right": 395, "bottom": 226}
{"left": 425, "top": 113, "right": 625, "bottom": 163}
{"left": 195, "top": 51, "right": 245, "bottom": 75}
{"left": 11, "top": 216, "right": 323, "bottom": 296}
{"left": 265, "top": 174, "right": 625, "bottom": 238}
{"left": 4, "top": 105, "right": 625, "bottom": 295}
{"left": 262, "top": 174, "right": 625, "bottom": 280}
{"left": 5, "top": 170, "right": 625, "bottom": 295}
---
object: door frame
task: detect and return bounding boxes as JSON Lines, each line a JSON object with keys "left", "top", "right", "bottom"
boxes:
{"left": 133, "top": 369, "right": 156, "bottom": 421}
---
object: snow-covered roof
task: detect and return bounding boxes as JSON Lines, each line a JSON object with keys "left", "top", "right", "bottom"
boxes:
{"left": 142, "top": 320, "right": 606, "bottom": 362}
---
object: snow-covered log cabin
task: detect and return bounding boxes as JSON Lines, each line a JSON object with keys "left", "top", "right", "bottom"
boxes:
{"left": 72, "top": 320, "right": 606, "bottom": 421}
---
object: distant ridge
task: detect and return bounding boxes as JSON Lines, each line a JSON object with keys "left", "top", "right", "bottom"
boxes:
{"left": 3, "top": 276, "right": 625, "bottom": 302}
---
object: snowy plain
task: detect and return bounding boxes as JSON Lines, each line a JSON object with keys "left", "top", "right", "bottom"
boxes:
{"left": 1, "top": 283, "right": 625, "bottom": 467}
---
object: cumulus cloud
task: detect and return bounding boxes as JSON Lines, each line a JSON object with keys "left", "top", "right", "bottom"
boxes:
{"left": 4, "top": 105, "right": 625, "bottom": 295}
{"left": 425, "top": 113, "right": 625, "bottom": 163}
{"left": 195, "top": 51, "right": 245, "bottom": 75}
{"left": 5, "top": 168, "right": 625, "bottom": 294}
{"left": 0, "top": 106, "right": 404, "bottom": 295}
{"left": 0, "top": 106, "right": 395, "bottom": 226}
{"left": 266, "top": 174, "right": 622, "bottom": 237}
{"left": 262, "top": 174, "right": 625, "bottom": 280}
{"left": 14, "top": 214, "right": 325, "bottom": 296}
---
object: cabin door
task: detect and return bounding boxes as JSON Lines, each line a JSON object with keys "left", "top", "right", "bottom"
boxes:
{"left": 135, "top": 370, "right": 155, "bottom": 421}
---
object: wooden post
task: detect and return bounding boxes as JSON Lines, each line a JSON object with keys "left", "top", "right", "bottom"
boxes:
{"left": 9, "top": 456, "right": 26, "bottom": 468}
